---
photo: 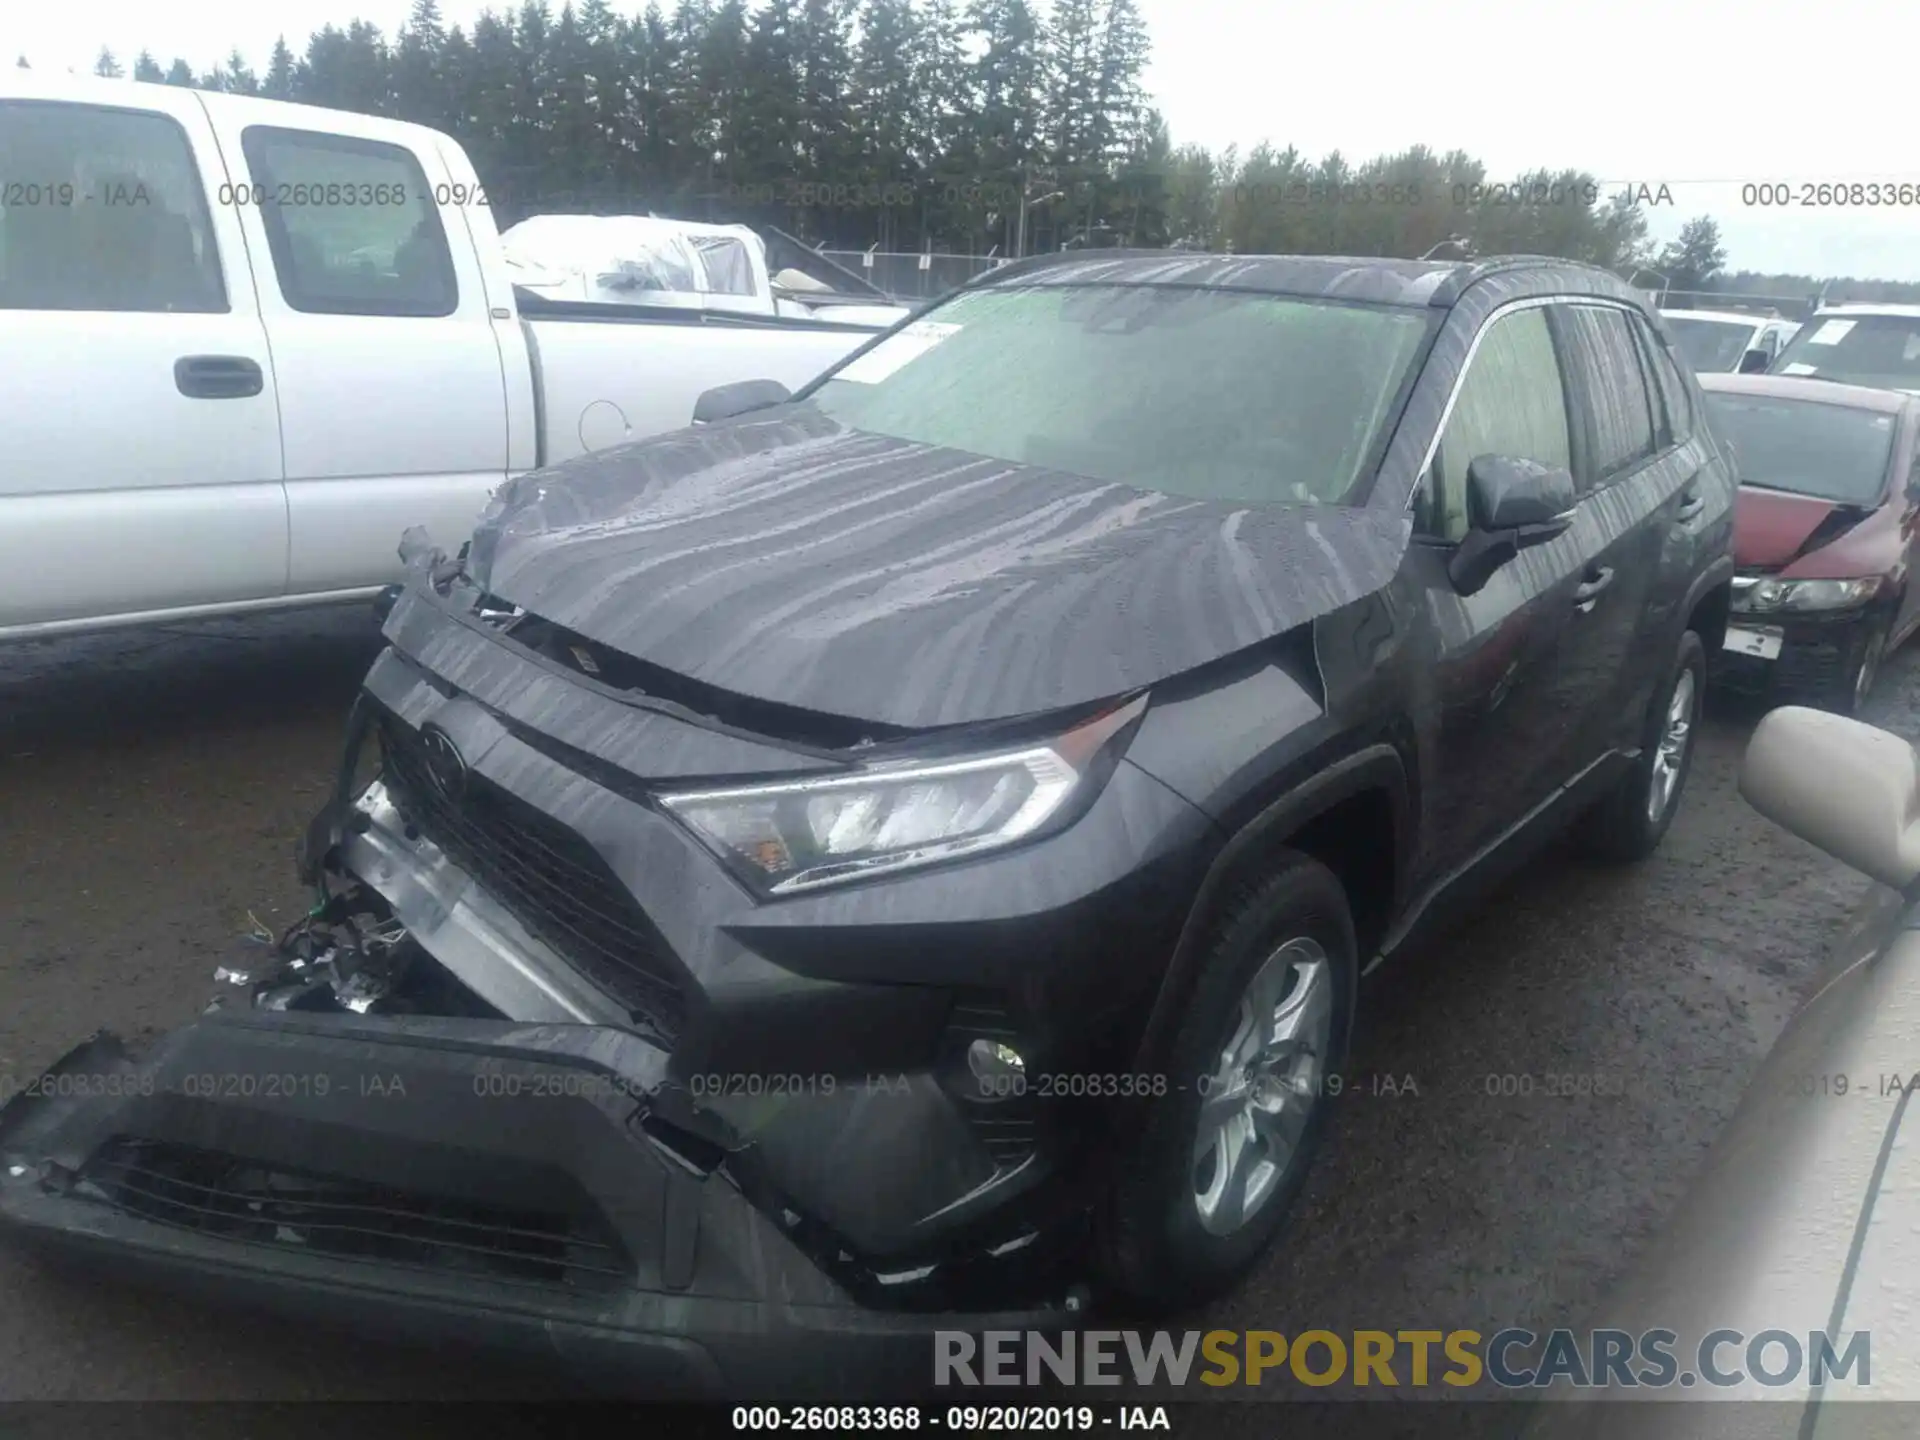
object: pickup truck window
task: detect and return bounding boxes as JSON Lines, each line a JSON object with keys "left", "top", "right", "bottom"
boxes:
{"left": 0, "top": 100, "right": 225, "bottom": 314}
{"left": 1558, "top": 304, "right": 1658, "bottom": 486}
{"left": 810, "top": 284, "right": 1431, "bottom": 507}
{"left": 239, "top": 126, "right": 456, "bottom": 318}
{"left": 1419, "top": 306, "right": 1572, "bottom": 542}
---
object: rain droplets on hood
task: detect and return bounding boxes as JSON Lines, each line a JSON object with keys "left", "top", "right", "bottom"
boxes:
{"left": 467, "top": 406, "right": 1412, "bottom": 730}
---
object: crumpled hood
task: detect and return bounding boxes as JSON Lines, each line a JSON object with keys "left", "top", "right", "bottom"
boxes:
{"left": 1734, "top": 487, "right": 1865, "bottom": 570}
{"left": 467, "top": 404, "right": 1410, "bottom": 730}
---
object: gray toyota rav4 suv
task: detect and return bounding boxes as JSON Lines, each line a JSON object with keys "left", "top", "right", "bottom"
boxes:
{"left": 1, "top": 252, "right": 1735, "bottom": 1397}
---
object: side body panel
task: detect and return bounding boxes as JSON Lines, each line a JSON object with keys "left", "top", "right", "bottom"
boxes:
{"left": 0, "top": 77, "right": 288, "bottom": 633}
{"left": 196, "top": 94, "right": 514, "bottom": 593}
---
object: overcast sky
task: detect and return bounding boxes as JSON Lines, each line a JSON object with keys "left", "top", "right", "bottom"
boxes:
{"left": 14, "top": 0, "right": 1918, "bottom": 280}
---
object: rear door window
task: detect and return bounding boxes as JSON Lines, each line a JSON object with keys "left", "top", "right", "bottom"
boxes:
{"left": 1632, "top": 313, "right": 1693, "bottom": 449}
{"left": 240, "top": 126, "right": 456, "bottom": 317}
{"left": 0, "top": 99, "right": 225, "bottom": 313}
{"left": 1556, "top": 304, "right": 1659, "bottom": 488}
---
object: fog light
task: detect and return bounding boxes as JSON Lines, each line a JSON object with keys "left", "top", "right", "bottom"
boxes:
{"left": 967, "top": 1039, "right": 1027, "bottom": 1089}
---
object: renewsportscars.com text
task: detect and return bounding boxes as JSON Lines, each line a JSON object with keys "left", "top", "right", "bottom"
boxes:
{"left": 934, "top": 1328, "right": 1872, "bottom": 1390}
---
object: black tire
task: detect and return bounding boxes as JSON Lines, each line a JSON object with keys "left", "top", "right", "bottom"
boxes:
{"left": 1818, "top": 616, "right": 1888, "bottom": 717}
{"left": 1096, "top": 852, "right": 1357, "bottom": 1311}
{"left": 1580, "top": 629, "right": 1706, "bottom": 864}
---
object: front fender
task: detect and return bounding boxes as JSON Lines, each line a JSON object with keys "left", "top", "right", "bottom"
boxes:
{"left": 1127, "top": 742, "right": 1410, "bottom": 1073}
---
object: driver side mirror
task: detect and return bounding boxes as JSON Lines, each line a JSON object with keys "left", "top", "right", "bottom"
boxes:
{"left": 1742, "top": 706, "right": 1920, "bottom": 890}
{"left": 1737, "top": 347, "right": 1772, "bottom": 374}
{"left": 1447, "top": 455, "right": 1577, "bottom": 596}
{"left": 693, "top": 378, "right": 792, "bottom": 424}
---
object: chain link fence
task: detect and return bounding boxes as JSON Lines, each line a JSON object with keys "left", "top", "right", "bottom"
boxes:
{"left": 819, "top": 250, "right": 1008, "bottom": 302}
{"left": 1636, "top": 287, "right": 1825, "bottom": 321}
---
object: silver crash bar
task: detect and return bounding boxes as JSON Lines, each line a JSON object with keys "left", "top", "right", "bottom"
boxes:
{"left": 336, "top": 781, "right": 632, "bottom": 1027}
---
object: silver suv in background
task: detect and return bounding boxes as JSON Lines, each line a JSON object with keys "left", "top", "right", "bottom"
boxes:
{"left": 1661, "top": 307, "right": 1801, "bottom": 375}
{"left": 1773, "top": 304, "right": 1920, "bottom": 394}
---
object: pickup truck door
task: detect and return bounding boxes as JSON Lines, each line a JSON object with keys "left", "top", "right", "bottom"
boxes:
{"left": 198, "top": 100, "right": 512, "bottom": 594}
{"left": 0, "top": 80, "right": 287, "bottom": 635}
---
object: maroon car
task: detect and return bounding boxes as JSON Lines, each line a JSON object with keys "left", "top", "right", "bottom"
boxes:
{"left": 1699, "top": 372, "right": 1920, "bottom": 711}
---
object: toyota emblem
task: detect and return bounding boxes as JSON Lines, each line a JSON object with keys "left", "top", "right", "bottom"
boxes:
{"left": 418, "top": 724, "right": 469, "bottom": 801}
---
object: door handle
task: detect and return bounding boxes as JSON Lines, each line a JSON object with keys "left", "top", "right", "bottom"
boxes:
{"left": 1675, "top": 488, "right": 1705, "bottom": 522}
{"left": 174, "top": 355, "right": 264, "bottom": 399}
{"left": 1574, "top": 566, "right": 1614, "bottom": 611}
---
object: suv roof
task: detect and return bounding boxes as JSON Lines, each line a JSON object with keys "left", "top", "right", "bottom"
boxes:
{"left": 977, "top": 250, "right": 1644, "bottom": 310}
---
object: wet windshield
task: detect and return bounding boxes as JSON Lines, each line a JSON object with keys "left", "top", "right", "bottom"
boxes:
{"left": 809, "top": 283, "right": 1432, "bottom": 506}
{"left": 1703, "top": 391, "right": 1897, "bottom": 506}
{"left": 1774, "top": 313, "right": 1920, "bottom": 391}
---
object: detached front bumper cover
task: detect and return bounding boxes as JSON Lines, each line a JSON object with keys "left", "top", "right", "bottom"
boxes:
{"left": 0, "top": 1013, "right": 1066, "bottom": 1398}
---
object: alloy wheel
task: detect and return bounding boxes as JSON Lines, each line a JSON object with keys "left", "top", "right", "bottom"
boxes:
{"left": 1191, "top": 938, "right": 1334, "bottom": 1237}
{"left": 1647, "top": 668, "right": 1697, "bottom": 823}
{"left": 1854, "top": 630, "right": 1886, "bottom": 713}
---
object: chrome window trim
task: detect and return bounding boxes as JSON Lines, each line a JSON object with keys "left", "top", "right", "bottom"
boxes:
{"left": 1405, "top": 293, "right": 1653, "bottom": 512}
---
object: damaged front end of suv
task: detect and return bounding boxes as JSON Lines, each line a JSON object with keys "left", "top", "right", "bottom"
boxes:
{"left": 0, "top": 520, "right": 1207, "bottom": 1394}
{"left": 3, "top": 255, "right": 1470, "bottom": 1390}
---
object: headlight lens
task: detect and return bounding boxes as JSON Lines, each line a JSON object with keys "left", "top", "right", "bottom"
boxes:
{"left": 1736, "top": 577, "right": 1881, "bottom": 612}
{"left": 660, "top": 697, "right": 1145, "bottom": 894}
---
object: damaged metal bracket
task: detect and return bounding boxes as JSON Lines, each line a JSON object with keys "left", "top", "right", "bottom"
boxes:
{"left": 208, "top": 883, "right": 424, "bottom": 1018}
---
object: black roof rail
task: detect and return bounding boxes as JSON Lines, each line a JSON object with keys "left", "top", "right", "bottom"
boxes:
{"left": 1425, "top": 253, "right": 1643, "bottom": 308}
{"left": 969, "top": 247, "right": 1182, "bottom": 288}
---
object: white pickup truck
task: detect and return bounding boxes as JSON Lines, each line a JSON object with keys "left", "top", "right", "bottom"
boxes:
{"left": 0, "top": 72, "right": 888, "bottom": 640}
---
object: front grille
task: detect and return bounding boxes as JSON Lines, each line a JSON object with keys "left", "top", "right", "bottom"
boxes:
{"left": 1776, "top": 635, "right": 1851, "bottom": 696}
{"left": 377, "top": 715, "right": 685, "bottom": 1038}
{"left": 79, "top": 1138, "right": 633, "bottom": 1292}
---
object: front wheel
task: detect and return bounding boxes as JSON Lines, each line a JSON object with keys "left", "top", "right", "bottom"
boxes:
{"left": 1095, "top": 853, "right": 1356, "bottom": 1311}
{"left": 1819, "top": 617, "right": 1887, "bottom": 716}
{"left": 1579, "top": 629, "right": 1705, "bottom": 864}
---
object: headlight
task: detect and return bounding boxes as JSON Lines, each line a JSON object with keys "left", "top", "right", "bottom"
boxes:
{"left": 659, "top": 696, "right": 1147, "bottom": 895}
{"left": 1736, "top": 577, "right": 1882, "bottom": 613}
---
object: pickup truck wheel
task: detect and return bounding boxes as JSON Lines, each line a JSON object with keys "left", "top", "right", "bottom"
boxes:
{"left": 1096, "top": 853, "right": 1356, "bottom": 1311}
{"left": 1579, "top": 629, "right": 1705, "bottom": 864}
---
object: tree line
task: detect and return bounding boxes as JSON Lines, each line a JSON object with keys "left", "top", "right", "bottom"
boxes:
{"left": 42, "top": 0, "right": 1920, "bottom": 299}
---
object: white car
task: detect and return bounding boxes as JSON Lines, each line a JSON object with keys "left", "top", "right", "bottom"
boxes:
{"left": 1773, "top": 303, "right": 1920, "bottom": 395}
{"left": 0, "top": 72, "right": 889, "bottom": 641}
{"left": 1659, "top": 306, "right": 1801, "bottom": 374}
{"left": 501, "top": 213, "right": 913, "bottom": 330}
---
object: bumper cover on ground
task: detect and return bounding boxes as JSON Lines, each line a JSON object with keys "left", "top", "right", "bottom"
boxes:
{"left": 0, "top": 1016, "right": 1066, "bottom": 1398}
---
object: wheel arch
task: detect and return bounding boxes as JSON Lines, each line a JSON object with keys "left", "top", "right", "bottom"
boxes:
{"left": 1682, "top": 557, "right": 1734, "bottom": 655}
{"left": 1129, "top": 744, "right": 1410, "bottom": 1073}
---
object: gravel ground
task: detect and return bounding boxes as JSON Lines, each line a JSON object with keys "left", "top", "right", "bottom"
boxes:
{"left": 1, "top": 607, "right": 1911, "bottom": 1436}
